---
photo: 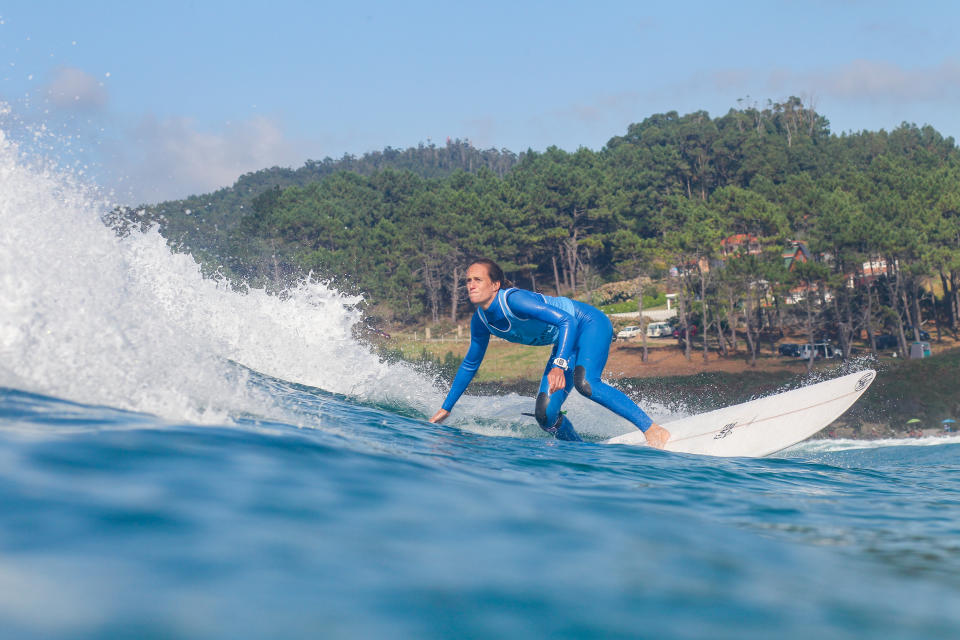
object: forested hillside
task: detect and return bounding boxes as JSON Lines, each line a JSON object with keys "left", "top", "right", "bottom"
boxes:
{"left": 113, "top": 139, "right": 519, "bottom": 275}
{"left": 115, "top": 98, "right": 960, "bottom": 363}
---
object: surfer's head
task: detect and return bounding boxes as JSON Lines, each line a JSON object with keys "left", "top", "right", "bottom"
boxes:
{"left": 466, "top": 259, "right": 512, "bottom": 308}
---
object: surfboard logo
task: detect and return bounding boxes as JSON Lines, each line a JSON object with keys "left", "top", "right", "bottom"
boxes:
{"left": 715, "top": 422, "right": 737, "bottom": 439}
{"left": 855, "top": 371, "right": 875, "bottom": 392}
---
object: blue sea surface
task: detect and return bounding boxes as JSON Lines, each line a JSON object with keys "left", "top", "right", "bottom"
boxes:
{"left": 1, "top": 380, "right": 958, "bottom": 639}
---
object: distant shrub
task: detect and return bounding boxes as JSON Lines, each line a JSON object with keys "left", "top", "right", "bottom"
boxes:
{"left": 600, "top": 292, "right": 667, "bottom": 314}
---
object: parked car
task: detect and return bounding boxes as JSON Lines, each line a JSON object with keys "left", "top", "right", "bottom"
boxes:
{"left": 616, "top": 325, "right": 643, "bottom": 340}
{"left": 672, "top": 324, "right": 698, "bottom": 340}
{"left": 646, "top": 321, "right": 673, "bottom": 338}
{"left": 789, "top": 342, "right": 839, "bottom": 359}
{"left": 873, "top": 333, "right": 898, "bottom": 349}
{"left": 778, "top": 343, "right": 803, "bottom": 357}
{"left": 875, "top": 328, "right": 930, "bottom": 350}
{"left": 810, "top": 342, "right": 839, "bottom": 359}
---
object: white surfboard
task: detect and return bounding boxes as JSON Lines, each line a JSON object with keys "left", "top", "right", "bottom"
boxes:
{"left": 605, "top": 369, "right": 876, "bottom": 457}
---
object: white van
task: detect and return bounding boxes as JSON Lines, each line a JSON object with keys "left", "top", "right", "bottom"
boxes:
{"left": 646, "top": 321, "right": 673, "bottom": 338}
{"left": 616, "top": 325, "right": 643, "bottom": 340}
{"left": 796, "top": 343, "right": 839, "bottom": 360}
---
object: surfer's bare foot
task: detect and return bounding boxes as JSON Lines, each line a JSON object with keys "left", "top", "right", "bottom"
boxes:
{"left": 645, "top": 424, "right": 670, "bottom": 449}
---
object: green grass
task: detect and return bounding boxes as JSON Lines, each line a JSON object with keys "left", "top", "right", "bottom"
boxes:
{"left": 383, "top": 337, "right": 552, "bottom": 382}
{"left": 599, "top": 293, "right": 668, "bottom": 314}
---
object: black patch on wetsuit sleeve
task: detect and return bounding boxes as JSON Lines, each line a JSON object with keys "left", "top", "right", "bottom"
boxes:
{"left": 573, "top": 365, "right": 592, "bottom": 397}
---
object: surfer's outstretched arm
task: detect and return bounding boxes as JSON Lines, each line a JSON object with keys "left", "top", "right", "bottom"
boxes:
{"left": 429, "top": 314, "right": 490, "bottom": 423}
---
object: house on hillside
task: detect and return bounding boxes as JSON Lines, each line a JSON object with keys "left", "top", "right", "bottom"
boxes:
{"left": 847, "top": 257, "right": 893, "bottom": 287}
{"left": 784, "top": 281, "right": 833, "bottom": 304}
{"left": 721, "top": 233, "right": 761, "bottom": 258}
{"left": 671, "top": 256, "right": 711, "bottom": 277}
{"left": 673, "top": 234, "right": 762, "bottom": 277}
{"left": 782, "top": 241, "right": 812, "bottom": 271}
{"left": 782, "top": 241, "right": 827, "bottom": 303}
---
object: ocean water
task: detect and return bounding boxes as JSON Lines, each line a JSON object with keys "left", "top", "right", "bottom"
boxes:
{"left": 2, "top": 127, "right": 960, "bottom": 639}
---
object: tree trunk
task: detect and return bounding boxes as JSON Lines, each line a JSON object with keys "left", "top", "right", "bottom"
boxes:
{"left": 897, "top": 285, "right": 911, "bottom": 355}
{"left": 864, "top": 283, "right": 877, "bottom": 353}
{"left": 563, "top": 232, "right": 579, "bottom": 294}
{"left": 804, "top": 282, "right": 815, "bottom": 373}
{"left": 952, "top": 270, "right": 960, "bottom": 335}
{"left": 450, "top": 265, "right": 460, "bottom": 322}
{"left": 638, "top": 279, "right": 648, "bottom": 363}
{"left": 423, "top": 260, "right": 442, "bottom": 324}
{"left": 833, "top": 293, "right": 849, "bottom": 360}
{"left": 743, "top": 292, "right": 757, "bottom": 366}
{"left": 910, "top": 278, "right": 923, "bottom": 342}
{"left": 885, "top": 258, "right": 908, "bottom": 357}
{"left": 678, "top": 293, "right": 691, "bottom": 362}
{"left": 940, "top": 271, "right": 956, "bottom": 334}
{"left": 934, "top": 288, "right": 943, "bottom": 343}
{"left": 700, "top": 270, "right": 709, "bottom": 363}
{"left": 715, "top": 321, "right": 728, "bottom": 357}
{"left": 552, "top": 256, "right": 562, "bottom": 296}
{"left": 775, "top": 295, "right": 784, "bottom": 338}
{"left": 728, "top": 291, "right": 738, "bottom": 353}
{"left": 843, "top": 290, "right": 856, "bottom": 359}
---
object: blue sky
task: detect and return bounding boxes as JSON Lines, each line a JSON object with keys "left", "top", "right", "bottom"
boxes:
{"left": 2, "top": 0, "right": 959, "bottom": 205}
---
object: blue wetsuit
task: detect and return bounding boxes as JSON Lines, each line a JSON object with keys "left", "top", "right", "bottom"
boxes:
{"left": 441, "top": 288, "right": 654, "bottom": 441}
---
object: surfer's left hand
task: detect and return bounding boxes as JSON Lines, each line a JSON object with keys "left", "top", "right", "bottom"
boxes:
{"left": 644, "top": 424, "right": 670, "bottom": 449}
{"left": 547, "top": 367, "right": 566, "bottom": 393}
{"left": 429, "top": 409, "right": 450, "bottom": 423}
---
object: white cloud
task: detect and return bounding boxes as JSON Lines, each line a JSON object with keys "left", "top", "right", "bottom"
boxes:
{"left": 44, "top": 66, "right": 108, "bottom": 111}
{"left": 6, "top": 74, "right": 313, "bottom": 204}
{"left": 113, "top": 114, "right": 308, "bottom": 204}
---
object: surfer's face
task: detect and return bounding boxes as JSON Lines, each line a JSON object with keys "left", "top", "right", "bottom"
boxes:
{"left": 466, "top": 264, "right": 500, "bottom": 309}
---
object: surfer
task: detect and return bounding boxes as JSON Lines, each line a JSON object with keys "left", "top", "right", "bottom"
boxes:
{"left": 429, "top": 259, "right": 670, "bottom": 448}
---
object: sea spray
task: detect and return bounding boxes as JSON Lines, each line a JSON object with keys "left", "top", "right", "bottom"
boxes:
{"left": 0, "top": 125, "right": 438, "bottom": 425}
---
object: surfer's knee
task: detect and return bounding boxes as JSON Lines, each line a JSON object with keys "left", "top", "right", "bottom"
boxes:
{"left": 534, "top": 392, "right": 563, "bottom": 434}
{"left": 534, "top": 392, "right": 553, "bottom": 430}
{"left": 573, "top": 365, "right": 592, "bottom": 397}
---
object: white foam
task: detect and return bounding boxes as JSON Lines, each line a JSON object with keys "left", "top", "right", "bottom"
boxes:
{"left": 0, "top": 124, "right": 437, "bottom": 425}
{"left": 785, "top": 434, "right": 960, "bottom": 455}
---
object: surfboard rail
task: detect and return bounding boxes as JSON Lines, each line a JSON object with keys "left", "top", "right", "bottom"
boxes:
{"left": 605, "top": 369, "right": 877, "bottom": 457}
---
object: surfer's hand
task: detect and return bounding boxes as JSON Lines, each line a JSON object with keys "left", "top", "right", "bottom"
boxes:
{"left": 429, "top": 409, "right": 450, "bottom": 423}
{"left": 644, "top": 424, "right": 670, "bottom": 449}
{"left": 547, "top": 367, "right": 566, "bottom": 393}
